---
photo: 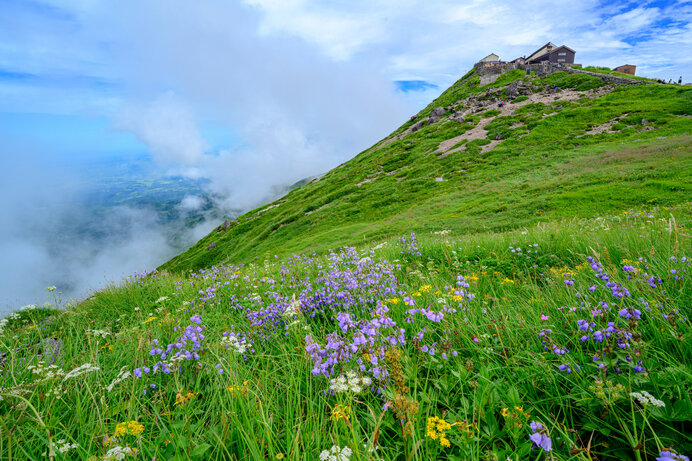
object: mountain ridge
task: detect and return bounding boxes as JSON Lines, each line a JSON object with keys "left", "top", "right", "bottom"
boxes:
{"left": 159, "top": 65, "right": 691, "bottom": 273}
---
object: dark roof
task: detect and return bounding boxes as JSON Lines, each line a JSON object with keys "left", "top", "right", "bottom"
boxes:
{"left": 552, "top": 45, "right": 575, "bottom": 53}
{"left": 526, "top": 42, "right": 556, "bottom": 61}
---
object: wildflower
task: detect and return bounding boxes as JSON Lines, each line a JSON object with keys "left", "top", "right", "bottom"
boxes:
{"left": 143, "top": 316, "right": 157, "bottom": 324}
{"left": 113, "top": 421, "right": 144, "bottom": 437}
{"left": 657, "top": 450, "right": 690, "bottom": 461}
{"left": 330, "top": 404, "right": 351, "bottom": 422}
{"left": 426, "top": 416, "right": 452, "bottom": 448}
{"left": 529, "top": 421, "right": 552, "bottom": 452}
{"left": 175, "top": 390, "right": 198, "bottom": 406}
{"left": 319, "top": 445, "right": 353, "bottom": 461}
{"left": 155, "top": 296, "right": 169, "bottom": 303}
{"left": 630, "top": 390, "right": 665, "bottom": 407}
{"left": 103, "top": 446, "right": 136, "bottom": 460}
{"left": 541, "top": 314, "right": 549, "bottom": 321}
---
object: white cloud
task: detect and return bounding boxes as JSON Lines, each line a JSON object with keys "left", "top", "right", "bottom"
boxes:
{"left": 116, "top": 92, "right": 207, "bottom": 166}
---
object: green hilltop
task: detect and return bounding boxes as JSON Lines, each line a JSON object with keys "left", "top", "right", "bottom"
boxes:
{"left": 161, "top": 67, "right": 692, "bottom": 273}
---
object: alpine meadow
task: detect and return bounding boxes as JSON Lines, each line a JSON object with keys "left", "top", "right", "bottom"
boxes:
{"left": 1, "top": 65, "right": 691, "bottom": 461}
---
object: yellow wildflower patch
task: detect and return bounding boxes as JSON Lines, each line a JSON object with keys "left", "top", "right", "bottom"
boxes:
{"left": 114, "top": 420, "right": 144, "bottom": 437}
{"left": 388, "top": 298, "right": 400, "bottom": 304}
{"left": 419, "top": 285, "right": 432, "bottom": 293}
{"left": 143, "top": 316, "right": 157, "bottom": 324}
{"left": 330, "top": 404, "right": 351, "bottom": 422}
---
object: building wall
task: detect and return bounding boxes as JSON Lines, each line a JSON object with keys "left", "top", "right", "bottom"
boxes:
{"left": 614, "top": 65, "right": 636, "bottom": 75}
{"left": 549, "top": 48, "right": 575, "bottom": 64}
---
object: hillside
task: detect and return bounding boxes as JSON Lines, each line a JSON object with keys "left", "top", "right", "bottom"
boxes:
{"left": 161, "top": 68, "right": 692, "bottom": 273}
{"left": 1, "top": 65, "right": 691, "bottom": 461}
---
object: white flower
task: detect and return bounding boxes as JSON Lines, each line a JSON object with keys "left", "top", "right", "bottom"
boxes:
{"left": 319, "top": 446, "right": 352, "bottom": 461}
{"left": 103, "top": 445, "right": 135, "bottom": 460}
{"left": 87, "top": 329, "right": 111, "bottom": 338}
{"left": 155, "top": 296, "right": 169, "bottom": 303}
{"left": 329, "top": 370, "right": 372, "bottom": 394}
{"left": 20, "top": 304, "right": 38, "bottom": 311}
{"left": 221, "top": 335, "right": 248, "bottom": 354}
{"left": 630, "top": 390, "right": 665, "bottom": 408}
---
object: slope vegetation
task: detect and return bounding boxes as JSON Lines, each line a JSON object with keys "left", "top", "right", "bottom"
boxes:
{"left": 161, "top": 69, "right": 692, "bottom": 273}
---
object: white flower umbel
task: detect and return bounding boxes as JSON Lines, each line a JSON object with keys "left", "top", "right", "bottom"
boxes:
{"left": 221, "top": 335, "right": 248, "bottom": 354}
{"left": 63, "top": 363, "right": 100, "bottom": 381}
{"left": 319, "top": 445, "right": 353, "bottom": 461}
{"left": 329, "top": 370, "right": 372, "bottom": 394}
{"left": 103, "top": 445, "right": 135, "bottom": 460}
{"left": 27, "top": 361, "right": 65, "bottom": 382}
{"left": 630, "top": 390, "right": 665, "bottom": 407}
{"left": 155, "top": 296, "right": 169, "bottom": 303}
{"left": 20, "top": 304, "right": 38, "bottom": 311}
{"left": 87, "top": 329, "right": 111, "bottom": 338}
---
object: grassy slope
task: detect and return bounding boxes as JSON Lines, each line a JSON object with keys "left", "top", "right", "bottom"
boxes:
{"left": 161, "top": 70, "right": 691, "bottom": 273}
{"left": 1, "top": 67, "right": 692, "bottom": 461}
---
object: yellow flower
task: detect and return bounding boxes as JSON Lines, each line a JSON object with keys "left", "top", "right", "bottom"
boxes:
{"left": 388, "top": 298, "right": 400, "bottom": 304}
{"left": 500, "top": 408, "right": 510, "bottom": 417}
{"left": 419, "top": 285, "right": 432, "bottom": 293}
{"left": 175, "top": 390, "right": 198, "bottom": 406}
{"left": 440, "top": 436, "right": 451, "bottom": 448}
{"left": 114, "top": 421, "right": 144, "bottom": 437}
{"left": 330, "top": 404, "right": 351, "bottom": 422}
{"left": 412, "top": 291, "right": 422, "bottom": 297}
{"left": 143, "top": 316, "right": 157, "bottom": 324}
{"left": 502, "top": 277, "right": 515, "bottom": 285}
{"left": 227, "top": 381, "right": 250, "bottom": 396}
{"left": 275, "top": 454, "right": 285, "bottom": 460}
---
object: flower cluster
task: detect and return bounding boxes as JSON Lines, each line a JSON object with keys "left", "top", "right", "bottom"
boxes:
{"left": 319, "top": 445, "right": 352, "bottom": 461}
{"left": 175, "top": 390, "right": 198, "bottom": 406}
{"left": 330, "top": 404, "right": 351, "bottom": 422}
{"left": 528, "top": 421, "right": 551, "bottom": 452}
{"left": 426, "top": 416, "right": 452, "bottom": 448}
{"left": 630, "top": 390, "right": 665, "bottom": 408}
{"left": 328, "top": 370, "right": 372, "bottom": 394}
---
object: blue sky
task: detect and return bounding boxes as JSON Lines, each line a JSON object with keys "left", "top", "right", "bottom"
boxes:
{"left": 1, "top": 0, "right": 690, "bottom": 191}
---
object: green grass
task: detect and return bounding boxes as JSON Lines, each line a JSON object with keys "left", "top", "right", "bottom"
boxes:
{"left": 0, "top": 205, "right": 690, "bottom": 460}
{"left": 1, "top": 66, "right": 691, "bottom": 460}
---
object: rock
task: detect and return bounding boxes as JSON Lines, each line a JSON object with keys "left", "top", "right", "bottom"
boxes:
{"left": 495, "top": 133, "right": 503, "bottom": 140}
{"left": 506, "top": 81, "right": 520, "bottom": 97}
{"left": 450, "top": 113, "right": 466, "bottom": 123}
{"left": 410, "top": 120, "right": 427, "bottom": 132}
{"left": 207, "top": 241, "right": 216, "bottom": 250}
{"left": 409, "top": 115, "right": 418, "bottom": 122}
{"left": 428, "top": 107, "right": 446, "bottom": 124}
{"left": 641, "top": 118, "right": 649, "bottom": 125}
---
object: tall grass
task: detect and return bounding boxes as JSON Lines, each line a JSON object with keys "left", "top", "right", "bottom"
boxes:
{"left": 1, "top": 205, "right": 690, "bottom": 460}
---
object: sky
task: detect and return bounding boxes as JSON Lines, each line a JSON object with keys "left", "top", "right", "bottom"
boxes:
{"left": 1, "top": 0, "right": 691, "bottom": 311}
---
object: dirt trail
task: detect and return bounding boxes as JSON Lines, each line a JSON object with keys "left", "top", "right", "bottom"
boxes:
{"left": 436, "top": 88, "right": 605, "bottom": 158}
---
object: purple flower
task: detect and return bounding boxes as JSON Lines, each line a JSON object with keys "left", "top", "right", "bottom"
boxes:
{"left": 529, "top": 421, "right": 552, "bottom": 452}
{"left": 657, "top": 450, "right": 690, "bottom": 461}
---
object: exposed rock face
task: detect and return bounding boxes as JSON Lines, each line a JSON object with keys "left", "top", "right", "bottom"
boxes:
{"left": 207, "top": 241, "right": 216, "bottom": 250}
{"left": 429, "top": 107, "right": 446, "bottom": 123}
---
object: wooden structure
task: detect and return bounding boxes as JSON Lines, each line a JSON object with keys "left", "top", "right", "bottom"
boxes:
{"left": 526, "top": 42, "right": 575, "bottom": 65}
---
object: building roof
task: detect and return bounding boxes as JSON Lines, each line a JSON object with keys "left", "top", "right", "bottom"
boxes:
{"left": 480, "top": 53, "right": 500, "bottom": 62}
{"left": 526, "top": 42, "right": 556, "bottom": 62}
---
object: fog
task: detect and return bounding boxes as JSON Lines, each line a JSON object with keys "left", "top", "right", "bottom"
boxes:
{"left": 0, "top": 147, "right": 222, "bottom": 314}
